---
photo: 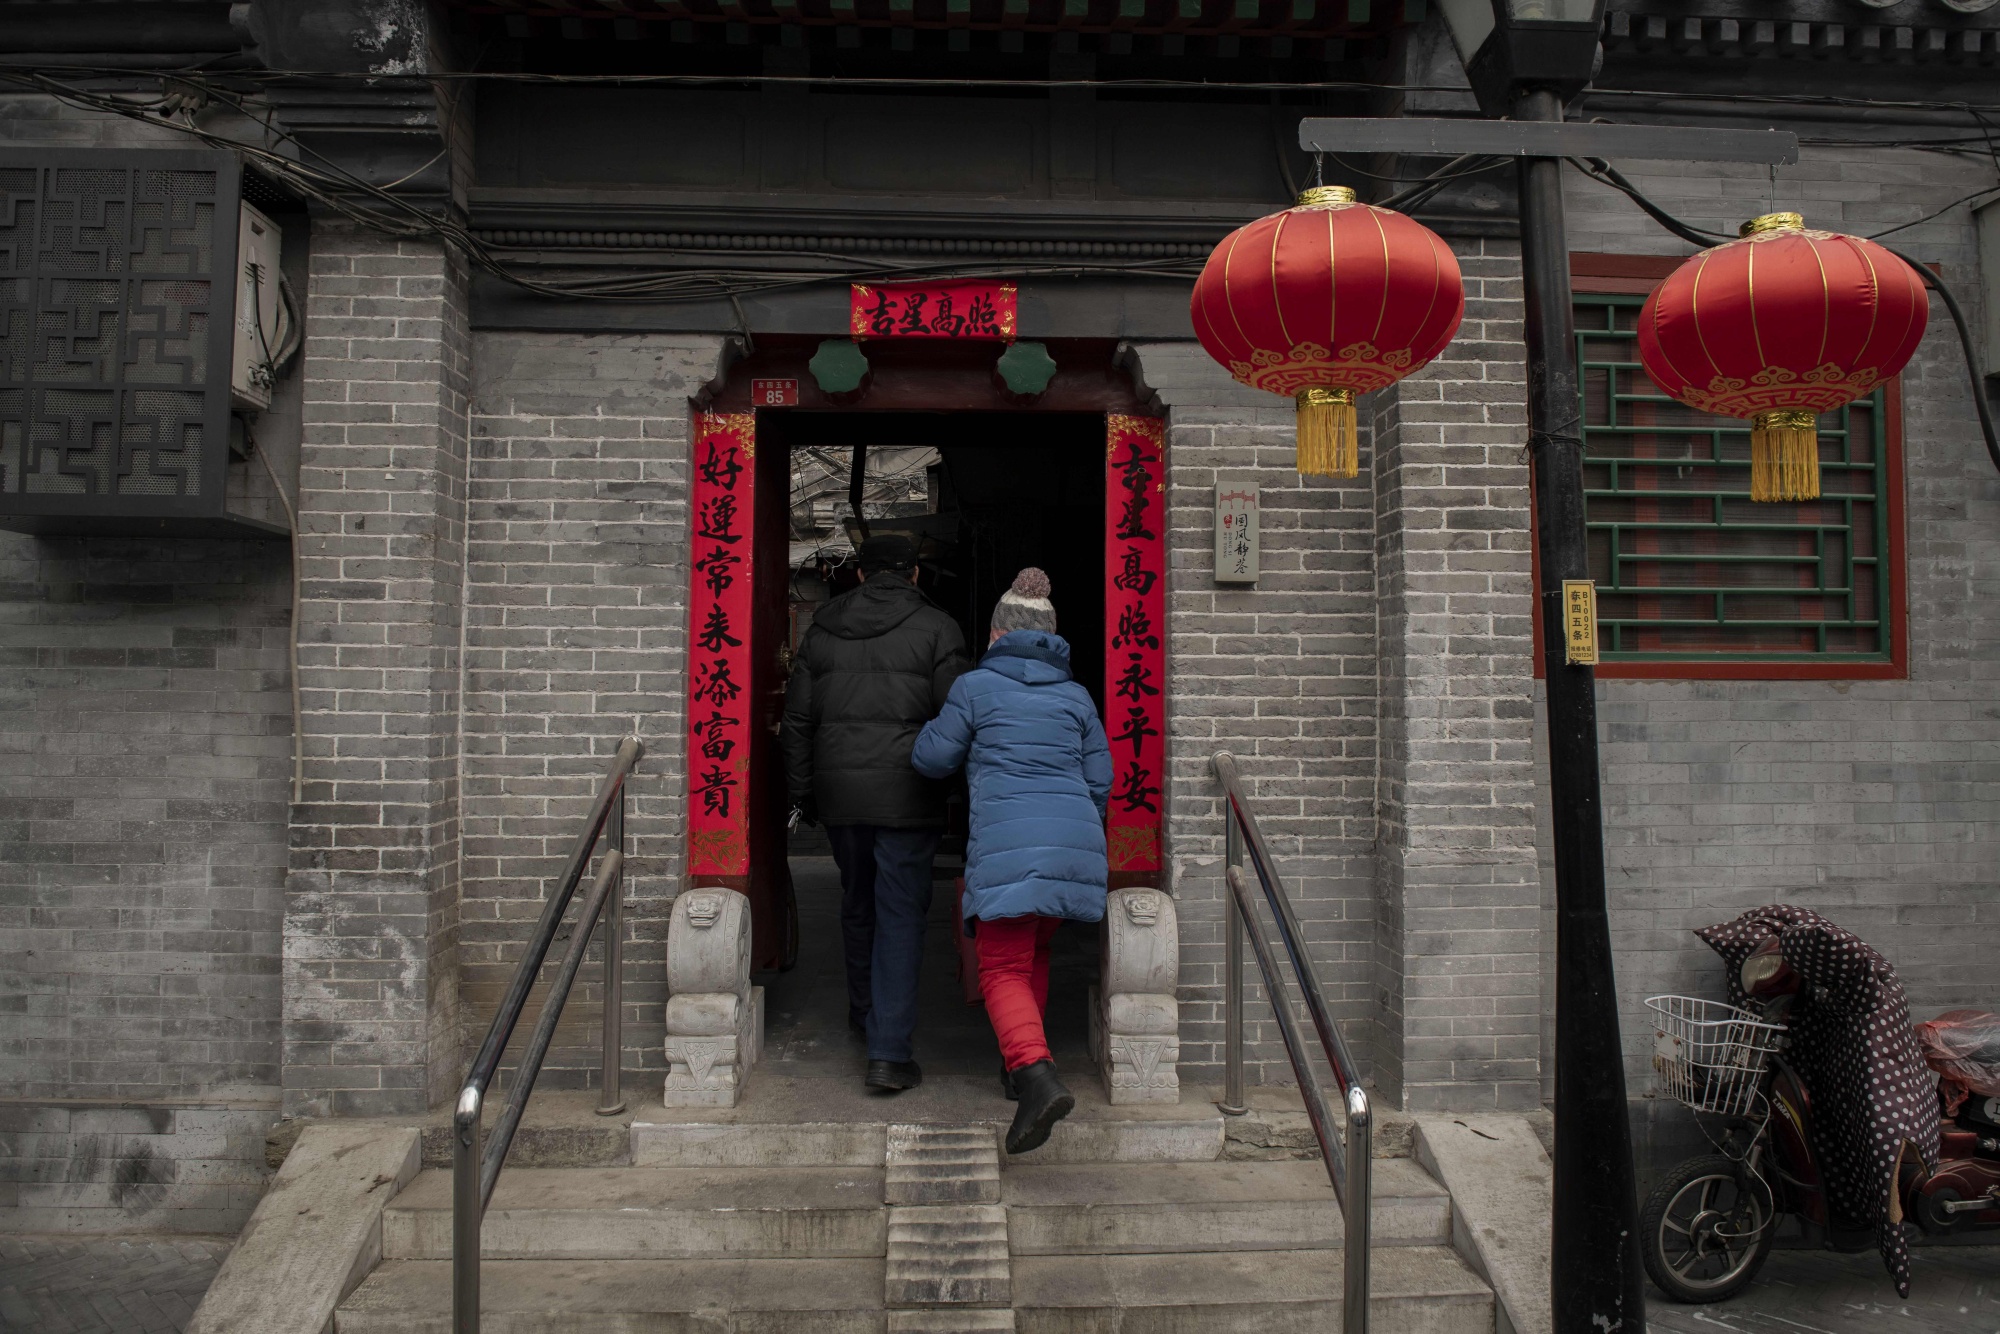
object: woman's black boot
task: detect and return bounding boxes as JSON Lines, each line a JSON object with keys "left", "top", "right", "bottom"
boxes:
{"left": 1004, "top": 1060, "right": 1073, "bottom": 1155}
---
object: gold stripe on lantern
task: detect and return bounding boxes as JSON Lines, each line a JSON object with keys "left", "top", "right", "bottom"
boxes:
{"left": 1295, "top": 387, "right": 1357, "bottom": 477}
{"left": 1750, "top": 409, "right": 1820, "bottom": 502}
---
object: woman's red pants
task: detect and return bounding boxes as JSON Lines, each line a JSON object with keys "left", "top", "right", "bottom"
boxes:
{"left": 975, "top": 914, "right": 1062, "bottom": 1072}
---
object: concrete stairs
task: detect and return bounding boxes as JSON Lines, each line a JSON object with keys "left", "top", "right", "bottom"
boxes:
{"left": 333, "top": 1081, "right": 1495, "bottom": 1333}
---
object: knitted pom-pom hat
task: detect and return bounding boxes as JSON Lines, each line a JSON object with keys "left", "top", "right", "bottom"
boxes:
{"left": 991, "top": 566, "right": 1057, "bottom": 635}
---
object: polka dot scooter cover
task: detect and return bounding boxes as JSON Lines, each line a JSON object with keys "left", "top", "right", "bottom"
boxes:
{"left": 1694, "top": 905, "right": 1940, "bottom": 1296}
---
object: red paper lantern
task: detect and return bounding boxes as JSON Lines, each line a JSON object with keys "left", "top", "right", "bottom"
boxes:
{"left": 1636, "top": 211, "right": 1929, "bottom": 502}
{"left": 1191, "top": 185, "right": 1465, "bottom": 477}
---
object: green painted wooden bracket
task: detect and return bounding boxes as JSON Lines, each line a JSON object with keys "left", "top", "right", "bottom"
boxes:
{"left": 809, "top": 339, "right": 870, "bottom": 395}
{"left": 996, "top": 341, "right": 1058, "bottom": 397}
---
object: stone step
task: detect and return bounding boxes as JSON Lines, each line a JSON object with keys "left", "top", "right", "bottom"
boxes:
{"left": 1012, "top": 1245, "right": 1494, "bottom": 1334}
{"left": 1001, "top": 1158, "right": 1451, "bottom": 1255}
{"left": 885, "top": 1204, "right": 1011, "bottom": 1308}
{"left": 886, "top": 1123, "right": 1002, "bottom": 1205}
{"left": 334, "top": 1248, "right": 1491, "bottom": 1334}
{"left": 634, "top": 1109, "right": 1221, "bottom": 1169}
{"left": 333, "top": 1258, "right": 886, "bottom": 1334}
{"left": 381, "top": 1166, "right": 887, "bottom": 1260}
{"left": 889, "top": 1311, "right": 1017, "bottom": 1334}
{"left": 634, "top": 1120, "right": 888, "bottom": 1167}
{"left": 632, "top": 1074, "right": 1223, "bottom": 1168}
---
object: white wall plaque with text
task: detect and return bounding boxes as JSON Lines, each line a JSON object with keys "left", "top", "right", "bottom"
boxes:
{"left": 1214, "top": 479, "right": 1259, "bottom": 584}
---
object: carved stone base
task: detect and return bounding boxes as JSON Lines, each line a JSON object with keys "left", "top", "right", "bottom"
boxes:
{"left": 664, "top": 985, "right": 764, "bottom": 1107}
{"left": 1096, "top": 887, "right": 1181, "bottom": 1105}
{"left": 663, "top": 887, "right": 762, "bottom": 1108}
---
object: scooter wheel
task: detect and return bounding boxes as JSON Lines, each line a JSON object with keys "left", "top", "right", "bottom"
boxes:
{"left": 1640, "top": 1153, "right": 1776, "bottom": 1303}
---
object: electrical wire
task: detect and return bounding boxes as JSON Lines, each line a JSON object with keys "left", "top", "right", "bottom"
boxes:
{"left": 10, "top": 61, "right": 1458, "bottom": 97}
{"left": 1880, "top": 241, "right": 2000, "bottom": 484}
{"left": 1865, "top": 183, "right": 2000, "bottom": 241}
{"left": 1376, "top": 154, "right": 1507, "bottom": 214}
{"left": 0, "top": 68, "right": 1210, "bottom": 304}
{"left": 1569, "top": 157, "right": 1729, "bottom": 247}
{"left": 242, "top": 419, "right": 303, "bottom": 806}
{"left": 23, "top": 62, "right": 2000, "bottom": 122}
{"left": 1322, "top": 151, "right": 1508, "bottom": 186}
{"left": 1581, "top": 87, "right": 2000, "bottom": 119}
{"left": 1567, "top": 157, "right": 2000, "bottom": 482}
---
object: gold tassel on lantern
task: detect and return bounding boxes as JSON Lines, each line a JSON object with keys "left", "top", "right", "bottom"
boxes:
{"left": 1295, "top": 387, "right": 1357, "bottom": 477}
{"left": 1749, "top": 410, "right": 1820, "bottom": 502}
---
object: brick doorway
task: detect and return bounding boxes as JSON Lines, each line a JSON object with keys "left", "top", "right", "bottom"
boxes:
{"left": 689, "top": 340, "right": 1164, "bottom": 981}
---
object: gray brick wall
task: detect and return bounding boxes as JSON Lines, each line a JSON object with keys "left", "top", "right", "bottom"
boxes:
{"left": 283, "top": 223, "right": 471, "bottom": 1118}
{"left": 461, "top": 333, "right": 730, "bottom": 1090}
{"left": 0, "top": 535, "right": 288, "bottom": 1229}
{"left": 1126, "top": 343, "right": 1381, "bottom": 1091}
{"left": 1369, "top": 238, "right": 1543, "bottom": 1113}
{"left": 1552, "top": 148, "right": 2000, "bottom": 1142}
{"left": 0, "top": 1105, "right": 272, "bottom": 1234}
{"left": 0, "top": 95, "right": 300, "bottom": 1233}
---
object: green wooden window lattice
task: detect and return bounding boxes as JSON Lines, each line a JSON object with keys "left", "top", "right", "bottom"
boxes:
{"left": 1575, "top": 294, "right": 1895, "bottom": 663}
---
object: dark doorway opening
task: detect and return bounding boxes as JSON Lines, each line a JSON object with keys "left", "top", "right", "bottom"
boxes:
{"left": 752, "top": 408, "right": 1107, "bottom": 1088}
{"left": 758, "top": 410, "right": 1108, "bottom": 702}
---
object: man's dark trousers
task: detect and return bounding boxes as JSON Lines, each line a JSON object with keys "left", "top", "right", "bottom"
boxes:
{"left": 827, "top": 824, "right": 940, "bottom": 1064}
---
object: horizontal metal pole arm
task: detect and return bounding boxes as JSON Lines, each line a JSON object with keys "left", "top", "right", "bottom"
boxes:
{"left": 1299, "top": 118, "right": 1798, "bottom": 165}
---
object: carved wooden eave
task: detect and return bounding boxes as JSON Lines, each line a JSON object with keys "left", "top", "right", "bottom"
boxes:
{"left": 1597, "top": 3, "right": 2000, "bottom": 105}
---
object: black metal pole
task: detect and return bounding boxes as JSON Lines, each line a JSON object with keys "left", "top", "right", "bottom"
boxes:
{"left": 1512, "top": 87, "right": 1646, "bottom": 1334}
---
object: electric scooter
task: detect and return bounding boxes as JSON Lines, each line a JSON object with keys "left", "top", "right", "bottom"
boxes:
{"left": 1639, "top": 935, "right": 2000, "bottom": 1302}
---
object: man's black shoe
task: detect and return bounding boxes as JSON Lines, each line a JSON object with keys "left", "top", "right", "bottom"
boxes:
{"left": 1004, "top": 1059, "right": 1073, "bottom": 1155}
{"left": 866, "top": 1059, "right": 923, "bottom": 1092}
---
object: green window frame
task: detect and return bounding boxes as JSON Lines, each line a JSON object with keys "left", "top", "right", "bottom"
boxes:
{"left": 1572, "top": 291, "right": 1906, "bottom": 679}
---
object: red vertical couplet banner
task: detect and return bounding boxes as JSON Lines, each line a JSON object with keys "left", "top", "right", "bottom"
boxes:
{"left": 1103, "top": 414, "right": 1166, "bottom": 875}
{"left": 687, "top": 412, "right": 757, "bottom": 878}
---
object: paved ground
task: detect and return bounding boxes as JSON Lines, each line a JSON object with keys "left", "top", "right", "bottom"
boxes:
{"left": 0, "top": 1234, "right": 234, "bottom": 1333}
{"left": 1647, "top": 1243, "right": 2000, "bottom": 1334}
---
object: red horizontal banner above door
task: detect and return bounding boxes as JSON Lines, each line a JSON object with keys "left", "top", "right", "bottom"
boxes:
{"left": 850, "top": 281, "right": 1017, "bottom": 340}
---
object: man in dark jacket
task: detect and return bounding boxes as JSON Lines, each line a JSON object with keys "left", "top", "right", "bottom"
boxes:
{"left": 781, "top": 534, "right": 969, "bottom": 1091}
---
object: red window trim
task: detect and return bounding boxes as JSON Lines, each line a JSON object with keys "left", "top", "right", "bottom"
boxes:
{"left": 1528, "top": 257, "right": 1910, "bottom": 682}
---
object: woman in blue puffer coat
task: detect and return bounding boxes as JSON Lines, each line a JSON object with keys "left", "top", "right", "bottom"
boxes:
{"left": 912, "top": 567, "right": 1112, "bottom": 1155}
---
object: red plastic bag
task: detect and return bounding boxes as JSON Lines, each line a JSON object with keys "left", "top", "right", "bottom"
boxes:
{"left": 1915, "top": 1009, "right": 2000, "bottom": 1115}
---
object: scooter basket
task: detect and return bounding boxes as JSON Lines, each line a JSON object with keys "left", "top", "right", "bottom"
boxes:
{"left": 1645, "top": 995, "right": 1786, "bottom": 1117}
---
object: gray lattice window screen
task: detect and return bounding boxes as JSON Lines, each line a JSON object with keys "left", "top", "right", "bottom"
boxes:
{"left": 0, "top": 149, "right": 241, "bottom": 519}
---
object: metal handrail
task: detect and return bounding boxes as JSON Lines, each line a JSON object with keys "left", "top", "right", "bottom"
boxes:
{"left": 1212, "top": 750, "right": 1372, "bottom": 1334}
{"left": 452, "top": 736, "right": 642, "bottom": 1334}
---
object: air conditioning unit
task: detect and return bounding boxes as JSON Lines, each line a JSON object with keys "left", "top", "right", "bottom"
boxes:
{"left": 0, "top": 147, "right": 289, "bottom": 536}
